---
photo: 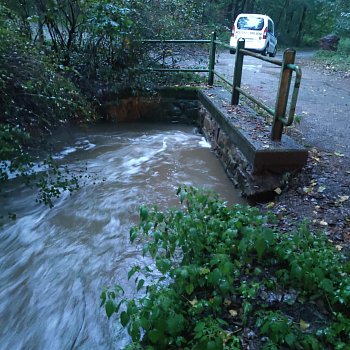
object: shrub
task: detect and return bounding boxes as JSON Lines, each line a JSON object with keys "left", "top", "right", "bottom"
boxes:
{"left": 0, "top": 5, "right": 95, "bottom": 215}
{"left": 338, "top": 38, "right": 350, "bottom": 54}
{"left": 102, "top": 186, "right": 350, "bottom": 349}
{"left": 0, "top": 6, "right": 96, "bottom": 139}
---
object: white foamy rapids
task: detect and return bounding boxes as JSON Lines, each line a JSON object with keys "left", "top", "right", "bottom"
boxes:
{"left": 53, "top": 139, "right": 96, "bottom": 159}
{"left": 199, "top": 137, "right": 211, "bottom": 148}
{"left": 93, "top": 133, "right": 182, "bottom": 183}
{"left": 0, "top": 160, "right": 49, "bottom": 180}
{"left": 0, "top": 124, "right": 243, "bottom": 350}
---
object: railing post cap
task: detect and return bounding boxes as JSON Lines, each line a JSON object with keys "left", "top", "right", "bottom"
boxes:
{"left": 284, "top": 48, "right": 296, "bottom": 54}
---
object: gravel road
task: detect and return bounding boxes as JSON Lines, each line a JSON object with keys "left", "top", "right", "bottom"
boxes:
{"left": 213, "top": 49, "right": 350, "bottom": 155}
{"left": 180, "top": 47, "right": 350, "bottom": 240}
{"left": 167, "top": 46, "right": 349, "bottom": 242}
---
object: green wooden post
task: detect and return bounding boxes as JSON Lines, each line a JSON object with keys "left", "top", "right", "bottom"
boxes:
{"left": 208, "top": 32, "right": 216, "bottom": 85}
{"left": 231, "top": 39, "right": 245, "bottom": 105}
{"left": 271, "top": 49, "right": 296, "bottom": 141}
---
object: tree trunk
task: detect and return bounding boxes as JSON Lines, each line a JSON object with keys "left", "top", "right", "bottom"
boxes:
{"left": 37, "top": 21, "right": 44, "bottom": 45}
{"left": 295, "top": 5, "right": 307, "bottom": 46}
{"left": 233, "top": 0, "right": 240, "bottom": 21}
{"left": 276, "top": 0, "right": 289, "bottom": 29}
{"left": 226, "top": 0, "right": 234, "bottom": 23}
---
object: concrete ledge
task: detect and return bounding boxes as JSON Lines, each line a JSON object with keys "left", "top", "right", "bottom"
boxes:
{"left": 100, "top": 85, "right": 308, "bottom": 198}
{"left": 198, "top": 87, "right": 308, "bottom": 174}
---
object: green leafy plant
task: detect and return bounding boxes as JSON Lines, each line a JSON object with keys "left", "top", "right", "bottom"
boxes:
{"left": 0, "top": 123, "right": 82, "bottom": 206}
{"left": 102, "top": 186, "right": 350, "bottom": 349}
{"left": 0, "top": 5, "right": 95, "bottom": 217}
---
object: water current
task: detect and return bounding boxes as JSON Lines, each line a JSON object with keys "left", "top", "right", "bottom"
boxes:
{"left": 0, "top": 123, "right": 243, "bottom": 350}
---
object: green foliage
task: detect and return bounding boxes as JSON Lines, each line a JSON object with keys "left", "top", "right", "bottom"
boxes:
{"left": 257, "top": 311, "right": 295, "bottom": 347}
{"left": 314, "top": 48, "right": 350, "bottom": 73}
{"left": 139, "top": 0, "right": 209, "bottom": 39}
{"left": 16, "top": 0, "right": 145, "bottom": 75}
{"left": 0, "top": 125, "right": 81, "bottom": 210}
{"left": 34, "top": 157, "right": 81, "bottom": 208}
{"left": 75, "top": 0, "right": 145, "bottom": 77}
{"left": 0, "top": 5, "right": 95, "bottom": 214}
{"left": 0, "top": 124, "right": 30, "bottom": 181}
{"left": 339, "top": 38, "right": 350, "bottom": 54}
{"left": 102, "top": 186, "right": 350, "bottom": 349}
{"left": 0, "top": 5, "right": 95, "bottom": 134}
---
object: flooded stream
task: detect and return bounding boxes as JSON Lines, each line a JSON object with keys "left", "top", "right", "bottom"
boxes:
{"left": 0, "top": 123, "right": 243, "bottom": 349}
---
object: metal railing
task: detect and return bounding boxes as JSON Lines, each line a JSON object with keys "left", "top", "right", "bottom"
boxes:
{"left": 141, "top": 32, "right": 302, "bottom": 141}
{"left": 141, "top": 38, "right": 210, "bottom": 73}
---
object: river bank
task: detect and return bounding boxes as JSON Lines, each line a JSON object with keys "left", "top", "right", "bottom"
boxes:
{"left": 259, "top": 52, "right": 350, "bottom": 251}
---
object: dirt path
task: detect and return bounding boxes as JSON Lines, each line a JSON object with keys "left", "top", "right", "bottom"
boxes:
{"left": 214, "top": 50, "right": 350, "bottom": 155}
{"left": 174, "top": 47, "right": 349, "bottom": 243}
{"left": 196, "top": 49, "right": 350, "bottom": 245}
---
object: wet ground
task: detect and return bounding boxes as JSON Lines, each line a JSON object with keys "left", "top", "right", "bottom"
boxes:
{"left": 212, "top": 49, "right": 350, "bottom": 246}
{"left": 173, "top": 46, "right": 349, "bottom": 245}
{"left": 214, "top": 49, "right": 350, "bottom": 155}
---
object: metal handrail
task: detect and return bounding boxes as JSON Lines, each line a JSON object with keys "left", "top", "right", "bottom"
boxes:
{"left": 240, "top": 49, "right": 282, "bottom": 66}
{"left": 139, "top": 39, "right": 210, "bottom": 74}
{"left": 140, "top": 39, "right": 211, "bottom": 44}
{"left": 138, "top": 34, "right": 302, "bottom": 141}
{"left": 213, "top": 40, "right": 231, "bottom": 49}
{"left": 227, "top": 37, "right": 302, "bottom": 141}
{"left": 279, "top": 64, "right": 302, "bottom": 127}
{"left": 145, "top": 68, "right": 209, "bottom": 72}
{"left": 210, "top": 37, "right": 284, "bottom": 118}
{"left": 235, "top": 87, "right": 274, "bottom": 115}
{"left": 213, "top": 71, "right": 233, "bottom": 87}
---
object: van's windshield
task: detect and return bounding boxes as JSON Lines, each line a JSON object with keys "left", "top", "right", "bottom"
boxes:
{"left": 237, "top": 17, "right": 264, "bottom": 30}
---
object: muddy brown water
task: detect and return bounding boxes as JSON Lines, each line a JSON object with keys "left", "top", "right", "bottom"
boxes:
{"left": 0, "top": 123, "right": 244, "bottom": 349}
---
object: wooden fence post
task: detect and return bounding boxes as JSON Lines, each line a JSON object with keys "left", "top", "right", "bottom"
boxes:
{"left": 231, "top": 39, "right": 245, "bottom": 105}
{"left": 208, "top": 31, "right": 216, "bottom": 86}
{"left": 271, "top": 49, "right": 296, "bottom": 141}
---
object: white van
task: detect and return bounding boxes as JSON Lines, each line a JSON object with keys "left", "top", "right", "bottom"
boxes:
{"left": 229, "top": 14, "right": 277, "bottom": 57}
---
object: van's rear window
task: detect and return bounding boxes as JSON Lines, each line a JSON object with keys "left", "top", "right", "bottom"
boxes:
{"left": 237, "top": 17, "right": 264, "bottom": 30}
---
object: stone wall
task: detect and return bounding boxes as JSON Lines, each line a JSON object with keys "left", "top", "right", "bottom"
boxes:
{"left": 102, "top": 88, "right": 199, "bottom": 124}
{"left": 198, "top": 107, "right": 283, "bottom": 199}
{"left": 101, "top": 87, "right": 306, "bottom": 200}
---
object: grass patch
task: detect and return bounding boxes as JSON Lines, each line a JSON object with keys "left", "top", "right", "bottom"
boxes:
{"left": 314, "top": 39, "right": 350, "bottom": 73}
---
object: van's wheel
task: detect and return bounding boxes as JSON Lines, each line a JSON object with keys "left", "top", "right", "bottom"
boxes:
{"left": 269, "top": 46, "right": 277, "bottom": 57}
{"left": 230, "top": 48, "right": 236, "bottom": 54}
{"left": 262, "top": 45, "right": 269, "bottom": 56}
